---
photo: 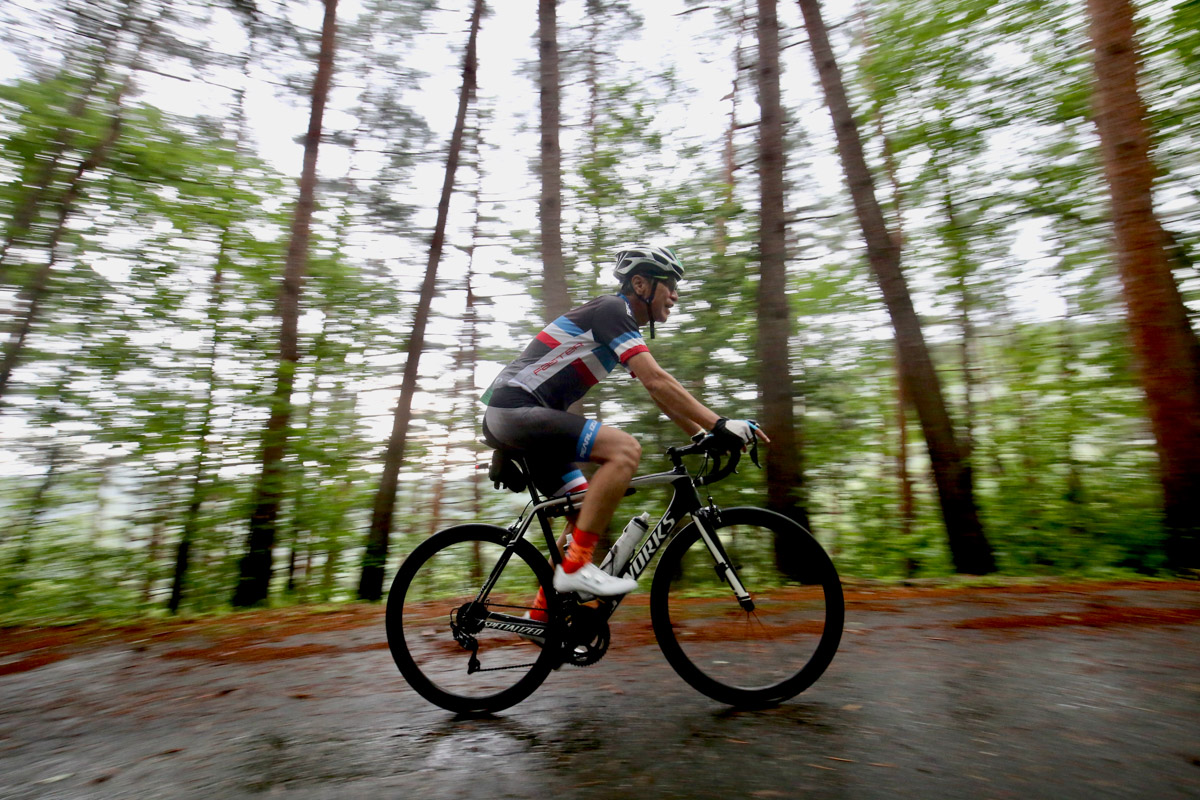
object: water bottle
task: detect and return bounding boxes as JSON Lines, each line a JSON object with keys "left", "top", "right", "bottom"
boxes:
{"left": 602, "top": 512, "right": 650, "bottom": 576}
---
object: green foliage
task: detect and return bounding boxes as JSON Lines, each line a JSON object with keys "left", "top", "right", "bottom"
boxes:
{"left": 1, "top": 0, "right": 1194, "bottom": 622}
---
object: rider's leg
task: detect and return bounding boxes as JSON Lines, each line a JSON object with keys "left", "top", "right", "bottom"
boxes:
{"left": 530, "top": 514, "right": 575, "bottom": 622}
{"left": 483, "top": 405, "right": 639, "bottom": 596}
{"left": 562, "top": 427, "right": 641, "bottom": 572}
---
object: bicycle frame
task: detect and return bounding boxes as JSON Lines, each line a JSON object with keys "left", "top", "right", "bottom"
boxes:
{"left": 472, "top": 453, "right": 753, "bottom": 642}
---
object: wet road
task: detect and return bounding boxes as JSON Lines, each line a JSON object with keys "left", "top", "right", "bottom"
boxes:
{"left": 1, "top": 583, "right": 1198, "bottom": 799}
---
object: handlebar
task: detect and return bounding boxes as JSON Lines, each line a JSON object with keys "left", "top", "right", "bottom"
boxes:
{"left": 666, "top": 435, "right": 744, "bottom": 486}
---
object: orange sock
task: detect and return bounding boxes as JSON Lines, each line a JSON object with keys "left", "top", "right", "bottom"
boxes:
{"left": 530, "top": 587, "right": 548, "bottom": 622}
{"left": 562, "top": 528, "right": 599, "bottom": 573}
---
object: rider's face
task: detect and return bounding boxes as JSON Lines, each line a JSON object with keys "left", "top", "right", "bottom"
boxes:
{"left": 632, "top": 275, "right": 678, "bottom": 325}
{"left": 652, "top": 278, "right": 678, "bottom": 323}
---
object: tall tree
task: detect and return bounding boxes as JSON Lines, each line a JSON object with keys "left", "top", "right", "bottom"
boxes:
{"left": 0, "top": 2, "right": 136, "bottom": 278}
{"left": 233, "top": 0, "right": 339, "bottom": 607}
{"left": 755, "top": 0, "right": 811, "bottom": 541}
{"left": 0, "top": 16, "right": 151, "bottom": 406}
{"left": 1086, "top": 0, "right": 1200, "bottom": 571}
{"left": 0, "top": 94, "right": 127, "bottom": 403}
{"left": 168, "top": 218, "right": 227, "bottom": 614}
{"left": 716, "top": 1, "right": 750, "bottom": 259}
{"left": 538, "top": 0, "right": 571, "bottom": 321}
{"left": 357, "top": 0, "right": 484, "bottom": 601}
{"left": 796, "top": 0, "right": 995, "bottom": 573}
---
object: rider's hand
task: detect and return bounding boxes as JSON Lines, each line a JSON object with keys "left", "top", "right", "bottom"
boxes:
{"left": 711, "top": 418, "right": 769, "bottom": 451}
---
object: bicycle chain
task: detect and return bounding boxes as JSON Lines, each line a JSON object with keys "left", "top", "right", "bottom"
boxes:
{"left": 459, "top": 601, "right": 609, "bottom": 670}
{"left": 458, "top": 600, "right": 546, "bottom": 673}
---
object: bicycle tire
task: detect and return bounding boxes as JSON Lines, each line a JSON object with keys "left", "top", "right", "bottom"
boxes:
{"left": 386, "top": 524, "right": 560, "bottom": 714}
{"left": 650, "top": 507, "right": 843, "bottom": 708}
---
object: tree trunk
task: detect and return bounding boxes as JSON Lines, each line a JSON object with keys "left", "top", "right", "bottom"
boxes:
{"left": 233, "top": 0, "right": 339, "bottom": 607}
{"left": 895, "top": 342, "right": 915, "bottom": 539}
{"left": 357, "top": 0, "right": 484, "bottom": 601}
{"left": 1087, "top": 0, "right": 1200, "bottom": 571}
{"left": 796, "top": 0, "right": 995, "bottom": 573}
{"left": 0, "top": 83, "right": 130, "bottom": 406}
{"left": 171, "top": 62, "right": 252, "bottom": 613}
{"left": 941, "top": 178, "right": 976, "bottom": 462}
{"left": 755, "top": 0, "right": 812, "bottom": 556}
{"left": 168, "top": 235, "right": 226, "bottom": 613}
{"left": 10, "top": 439, "right": 64, "bottom": 568}
{"left": 582, "top": 1, "right": 604, "bottom": 296}
{"left": 716, "top": 3, "right": 749, "bottom": 258}
{"left": 145, "top": 502, "right": 166, "bottom": 605}
{"left": 1059, "top": 315, "right": 1087, "bottom": 541}
{"left": 538, "top": 0, "right": 571, "bottom": 321}
{"left": 0, "top": 5, "right": 136, "bottom": 278}
{"left": 855, "top": 2, "right": 914, "bottom": 542}
{"left": 462, "top": 146, "right": 485, "bottom": 521}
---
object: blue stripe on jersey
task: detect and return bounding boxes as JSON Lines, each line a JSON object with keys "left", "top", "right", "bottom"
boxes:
{"left": 610, "top": 329, "right": 642, "bottom": 349}
{"left": 576, "top": 420, "right": 601, "bottom": 461}
{"left": 594, "top": 346, "right": 618, "bottom": 372}
{"left": 553, "top": 315, "right": 586, "bottom": 337}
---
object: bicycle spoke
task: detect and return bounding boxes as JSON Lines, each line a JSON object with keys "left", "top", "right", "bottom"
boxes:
{"left": 387, "top": 526, "right": 558, "bottom": 713}
{"left": 652, "top": 508, "right": 843, "bottom": 706}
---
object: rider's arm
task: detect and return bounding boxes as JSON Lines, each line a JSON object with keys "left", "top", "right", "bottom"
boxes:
{"left": 626, "top": 350, "right": 720, "bottom": 437}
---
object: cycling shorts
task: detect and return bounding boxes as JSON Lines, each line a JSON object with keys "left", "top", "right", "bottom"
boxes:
{"left": 481, "top": 405, "right": 601, "bottom": 498}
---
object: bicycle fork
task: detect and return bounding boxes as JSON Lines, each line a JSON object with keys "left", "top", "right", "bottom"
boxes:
{"left": 692, "top": 510, "right": 755, "bottom": 612}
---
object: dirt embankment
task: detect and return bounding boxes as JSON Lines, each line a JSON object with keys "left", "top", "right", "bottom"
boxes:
{"left": 2, "top": 579, "right": 1197, "bottom": 675}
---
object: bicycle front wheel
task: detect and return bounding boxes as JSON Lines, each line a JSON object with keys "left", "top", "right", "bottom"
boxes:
{"left": 650, "top": 507, "right": 843, "bottom": 708}
{"left": 386, "top": 524, "right": 560, "bottom": 714}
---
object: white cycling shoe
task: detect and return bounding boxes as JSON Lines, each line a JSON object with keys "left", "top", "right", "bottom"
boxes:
{"left": 553, "top": 562, "right": 638, "bottom": 597}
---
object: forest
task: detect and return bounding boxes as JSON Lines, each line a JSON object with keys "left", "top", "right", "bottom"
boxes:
{"left": 0, "top": 0, "right": 1197, "bottom": 623}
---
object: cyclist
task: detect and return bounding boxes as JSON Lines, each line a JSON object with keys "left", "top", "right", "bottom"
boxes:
{"left": 480, "top": 244, "right": 769, "bottom": 615}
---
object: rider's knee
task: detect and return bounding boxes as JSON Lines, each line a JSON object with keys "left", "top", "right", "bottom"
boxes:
{"left": 610, "top": 431, "right": 642, "bottom": 473}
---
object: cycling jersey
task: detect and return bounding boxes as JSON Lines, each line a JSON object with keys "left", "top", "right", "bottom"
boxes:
{"left": 482, "top": 294, "right": 649, "bottom": 411}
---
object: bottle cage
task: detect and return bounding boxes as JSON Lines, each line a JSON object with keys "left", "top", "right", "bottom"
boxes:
{"left": 488, "top": 450, "right": 528, "bottom": 493}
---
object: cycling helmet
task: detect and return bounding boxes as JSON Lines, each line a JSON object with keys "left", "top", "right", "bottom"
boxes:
{"left": 612, "top": 244, "right": 684, "bottom": 339}
{"left": 612, "top": 244, "right": 685, "bottom": 287}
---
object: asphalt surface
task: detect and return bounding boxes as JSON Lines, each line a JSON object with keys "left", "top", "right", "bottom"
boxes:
{"left": 1, "top": 582, "right": 1198, "bottom": 799}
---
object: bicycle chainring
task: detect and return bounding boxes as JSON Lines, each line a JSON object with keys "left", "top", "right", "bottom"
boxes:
{"left": 559, "top": 603, "right": 610, "bottom": 667}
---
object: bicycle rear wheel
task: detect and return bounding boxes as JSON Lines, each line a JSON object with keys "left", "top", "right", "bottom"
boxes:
{"left": 650, "top": 507, "right": 843, "bottom": 708}
{"left": 386, "top": 524, "right": 560, "bottom": 714}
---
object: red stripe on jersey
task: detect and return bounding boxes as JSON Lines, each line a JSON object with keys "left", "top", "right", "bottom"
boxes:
{"left": 619, "top": 344, "right": 649, "bottom": 363}
{"left": 536, "top": 331, "right": 560, "bottom": 347}
{"left": 571, "top": 359, "right": 600, "bottom": 387}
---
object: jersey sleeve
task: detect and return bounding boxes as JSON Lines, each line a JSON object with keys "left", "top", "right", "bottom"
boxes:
{"left": 595, "top": 296, "right": 649, "bottom": 367}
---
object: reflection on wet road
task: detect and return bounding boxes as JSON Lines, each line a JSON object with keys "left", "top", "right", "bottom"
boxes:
{"left": 1, "top": 584, "right": 1197, "bottom": 799}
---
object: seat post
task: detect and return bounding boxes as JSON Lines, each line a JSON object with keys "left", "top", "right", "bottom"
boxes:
{"left": 518, "top": 456, "right": 564, "bottom": 565}
{"left": 519, "top": 456, "right": 542, "bottom": 505}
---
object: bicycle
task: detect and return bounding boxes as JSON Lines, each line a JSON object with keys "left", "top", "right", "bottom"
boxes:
{"left": 385, "top": 435, "right": 844, "bottom": 714}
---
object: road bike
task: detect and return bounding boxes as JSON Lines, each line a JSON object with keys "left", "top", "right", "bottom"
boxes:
{"left": 385, "top": 436, "right": 844, "bottom": 714}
